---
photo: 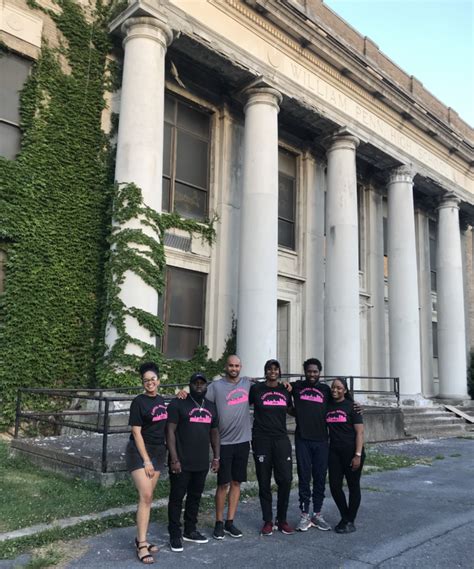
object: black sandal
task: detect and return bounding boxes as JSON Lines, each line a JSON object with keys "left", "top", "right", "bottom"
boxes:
{"left": 136, "top": 540, "right": 155, "bottom": 564}
{"left": 135, "top": 538, "right": 159, "bottom": 553}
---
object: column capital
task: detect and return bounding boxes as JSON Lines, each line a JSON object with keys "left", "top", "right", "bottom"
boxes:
{"left": 121, "top": 15, "right": 173, "bottom": 49}
{"left": 437, "top": 191, "right": 460, "bottom": 211}
{"left": 241, "top": 78, "right": 282, "bottom": 112}
{"left": 324, "top": 127, "right": 359, "bottom": 154}
{"left": 387, "top": 164, "right": 414, "bottom": 185}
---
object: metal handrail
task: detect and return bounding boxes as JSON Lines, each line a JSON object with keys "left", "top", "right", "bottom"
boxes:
{"left": 14, "top": 374, "right": 399, "bottom": 473}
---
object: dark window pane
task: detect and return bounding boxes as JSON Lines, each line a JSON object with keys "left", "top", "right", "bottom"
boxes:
{"left": 168, "top": 268, "right": 204, "bottom": 327}
{"left": 176, "top": 131, "right": 208, "bottom": 188}
{"left": 278, "top": 148, "right": 296, "bottom": 177}
{"left": 164, "top": 95, "right": 175, "bottom": 123}
{"left": 278, "top": 219, "right": 295, "bottom": 249}
{"left": 431, "top": 271, "right": 437, "bottom": 292}
{"left": 162, "top": 177, "right": 170, "bottom": 212}
{"left": 163, "top": 123, "right": 172, "bottom": 177}
{"left": 166, "top": 326, "right": 201, "bottom": 359}
{"left": 174, "top": 183, "right": 207, "bottom": 220}
{"left": 432, "top": 321, "right": 438, "bottom": 358}
{"left": 0, "top": 122, "right": 21, "bottom": 160}
{"left": 177, "top": 102, "right": 209, "bottom": 138}
{"left": 278, "top": 174, "right": 295, "bottom": 220}
{"left": 429, "top": 237, "right": 436, "bottom": 270}
{"left": 0, "top": 53, "right": 31, "bottom": 123}
{"left": 383, "top": 217, "right": 388, "bottom": 257}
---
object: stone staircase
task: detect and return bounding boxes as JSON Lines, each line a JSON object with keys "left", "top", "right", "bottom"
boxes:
{"left": 402, "top": 405, "right": 473, "bottom": 438}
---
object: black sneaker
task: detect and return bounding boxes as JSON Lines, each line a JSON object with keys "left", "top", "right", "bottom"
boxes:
{"left": 224, "top": 522, "right": 243, "bottom": 538}
{"left": 213, "top": 521, "right": 225, "bottom": 540}
{"left": 345, "top": 522, "right": 356, "bottom": 533}
{"left": 169, "top": 536, "right": 183, "bottom": 552}
{"left": 183, "top": 530, "right": 209, "bottom": 544}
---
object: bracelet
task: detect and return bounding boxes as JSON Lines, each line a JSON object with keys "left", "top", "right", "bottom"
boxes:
{"left": 355, "top": 452, "right": 362, "bottom": 457}
{"left": 212, "top": 457, "right": 220, "bottom": 461}
{"left": 143, "top": 460, "right": 152, "bottom": 466}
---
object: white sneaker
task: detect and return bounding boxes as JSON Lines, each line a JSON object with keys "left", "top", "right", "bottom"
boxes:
{"left": 311, "top": 513, "right": 331, "bottom": 531}
{"left": 296, "top": 512, "right": 312, "bottom": 532}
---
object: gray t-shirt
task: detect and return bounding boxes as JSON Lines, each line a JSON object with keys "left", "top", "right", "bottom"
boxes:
{"left": 206, "top": 376, "right": 252, "bottom": 445}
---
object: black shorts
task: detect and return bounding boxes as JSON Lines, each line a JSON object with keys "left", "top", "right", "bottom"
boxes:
{"left": 217, "top": 441, "right": 250, "bottom": 485}
{"left": 125, "top": 439, "right": 167, "bottom": 473}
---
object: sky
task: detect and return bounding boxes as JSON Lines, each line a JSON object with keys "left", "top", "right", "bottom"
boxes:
{"left": 324, "top": 0, "right": 474, "bottom": 127}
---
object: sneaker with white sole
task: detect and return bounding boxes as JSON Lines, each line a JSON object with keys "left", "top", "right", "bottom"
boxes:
{"left": 311, "top": 513, "right": 331, "bottom": 531}
{"left": 169, "top": 536, "right": 184, "bottom": 552}
{"left": 224, "top": 522, "right": 243, "bottom": 538}
{"left": 183, "top": 530, "right": 209, "bottom": 543}
{"left": 296, "top": 512, "right": 312, "bottom": 532}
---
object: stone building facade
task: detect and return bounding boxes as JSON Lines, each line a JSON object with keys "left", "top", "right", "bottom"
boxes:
{"left": 2, "top": 0, "right": 473, "bottom": 402}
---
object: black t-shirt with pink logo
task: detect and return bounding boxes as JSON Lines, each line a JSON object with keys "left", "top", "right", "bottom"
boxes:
{"left": 292, "top": 380, "right": 331, "bottom": 441}
{"left": 249, "top": 383, "right": 292, "bottom": 440}
{"left": 128, "top": 393, "right": 168, "bottom": 445}
{"left": 167, "top": 397, "right": 218, "bottom": 471}
{"left": 326, "top": 398, "right": 363, "bottom": 448}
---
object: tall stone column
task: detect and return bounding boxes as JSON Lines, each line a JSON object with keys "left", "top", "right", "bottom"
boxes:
{"left": 437, "top": 193, "right": 467, "bottom": 397}
{"left": 324, "top": 130, "right": 360, "bottom": 376}
{"left": 387, "top": 165, "right": 422, "bottom": 398}
{"left": 237, "top": 83, "right": 282, "bottom": 377}
{"left": 106, "top": 15, "right": 173, "bottom": 354}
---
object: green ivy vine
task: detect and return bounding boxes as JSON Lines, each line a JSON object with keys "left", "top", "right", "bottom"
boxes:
{"left": 0, "top": 0, "right": 233, "bottom": 428}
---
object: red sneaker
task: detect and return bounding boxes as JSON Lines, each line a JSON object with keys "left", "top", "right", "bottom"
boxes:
{"left": 278, "top": 521, "right": 295, "bottom": 535}
{"left": 260, "top": 521, "right": 273, "bottom": 536}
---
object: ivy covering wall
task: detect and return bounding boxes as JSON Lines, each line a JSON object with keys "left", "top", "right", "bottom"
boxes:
{"left": 0, "top": 0, "right": 232, "bottom": 428}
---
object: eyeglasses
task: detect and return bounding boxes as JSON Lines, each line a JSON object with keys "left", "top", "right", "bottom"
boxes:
{"left": 143, "top": 378, "right": 158, "bottom": 383}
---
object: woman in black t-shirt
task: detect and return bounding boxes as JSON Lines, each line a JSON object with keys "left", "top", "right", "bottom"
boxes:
{"left": 249, "top": 359, "right": 294, "bottom": 536}
{"left": 326, "top": 377, "right": 364, "bottom": 534}
{"left": 126, "top": 362, "right": 168, "bottom": 564}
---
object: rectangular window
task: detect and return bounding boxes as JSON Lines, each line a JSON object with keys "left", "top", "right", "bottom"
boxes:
{"left": 162, "top": 95, "right": 210, "bottom": 221}
{"left": 0, "top": 52, "right": 32, "bottom": 160}
{"left": 158, "top": 267, "right": 206, "bottom": 359}
{"left": 429, "top": 220, "right": 437, "bottom": 293}
{"left": 432, "top": 321, "right": 438, "bottom": 358}
{"left": 278, "top": 148, "right": 296, "bottom": 250}
{"left": 383, "top": 216, "right": 388, "bottom": 278}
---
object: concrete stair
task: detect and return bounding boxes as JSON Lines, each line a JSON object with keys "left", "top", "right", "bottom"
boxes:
{"left": 402, "top": 405, "right": 473, "bottom": 438}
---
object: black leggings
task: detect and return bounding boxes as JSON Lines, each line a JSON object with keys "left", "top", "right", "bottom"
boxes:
{"left": 328, "top": 446, "right": 365, "bottom": 523}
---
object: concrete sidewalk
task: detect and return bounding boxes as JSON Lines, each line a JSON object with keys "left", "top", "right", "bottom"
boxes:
{"left": 3, "top": 437, "right": 474, "bottom": 568}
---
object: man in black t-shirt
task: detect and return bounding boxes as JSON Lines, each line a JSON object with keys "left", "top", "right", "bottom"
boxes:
{"left": 166, "top": 373, "right": 220, "bottom": 553}
{"left": 292, "top": 358, "right": 332, "bottom": 532}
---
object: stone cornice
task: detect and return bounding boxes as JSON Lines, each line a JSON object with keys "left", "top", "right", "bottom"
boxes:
{"left": 240, "top": 0, "right": 473, "bottom": 162}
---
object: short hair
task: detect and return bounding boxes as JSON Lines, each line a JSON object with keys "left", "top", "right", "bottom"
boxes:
{"left": 303, "top": 358, "right": 322, "bottom": 372}
{"left": 264, "top": 359, "right": 281, "bottom": 376}
{"left": 139, "top": 361, "right": 159, "bottom": 378}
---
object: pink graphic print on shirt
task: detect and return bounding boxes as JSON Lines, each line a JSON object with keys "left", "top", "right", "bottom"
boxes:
{"left": 189, "top": 408, "right": 213, "bottom": 423}
{"left": 151, "top": 404, "right": 168, "bottom": 422}
{"left": 261, "top": 392, "right": 287, "bottom": 406}
{"left": 226, "top": 388, "right": 249, "bottom": 406}
{"left": 299, "top": 387, "right": 324, "bottom": 404}
{"left": 326, "top": 410, "right": 348, "bottom": 423}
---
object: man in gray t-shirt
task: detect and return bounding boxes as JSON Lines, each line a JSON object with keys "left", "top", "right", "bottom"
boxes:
{"left": 205, "top": 355, "right": 252, "bottom": 540}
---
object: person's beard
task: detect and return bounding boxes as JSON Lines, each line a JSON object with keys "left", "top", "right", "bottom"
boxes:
{"left": 190, "top": 386, "right": 207, "bottom": 402}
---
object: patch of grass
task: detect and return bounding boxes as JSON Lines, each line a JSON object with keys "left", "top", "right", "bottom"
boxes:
{"left": 434, "top": 454, "right": 445, "bottom": 460}
{"left": 22, "top": 546, "right": 63, "bottom": 569}
{"left": 0, "top": 441, "right": 169, "bottom": 533}
{"left": 449, "top": 453, "right": 461, "bottom": 457}
{"left": 364, "top": 449, "right": 432, "bottom": 473}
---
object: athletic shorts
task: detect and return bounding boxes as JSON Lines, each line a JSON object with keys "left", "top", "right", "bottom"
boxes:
{"left": 125, "top": 439, "right": 167, "bottom": 473}
{"left": 217, "top": 441, "right": 250, "bottom": 485}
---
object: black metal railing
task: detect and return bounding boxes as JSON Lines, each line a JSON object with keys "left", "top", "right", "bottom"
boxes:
{"left": 14, "top": 374, "right": 399, "bottom": 473}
